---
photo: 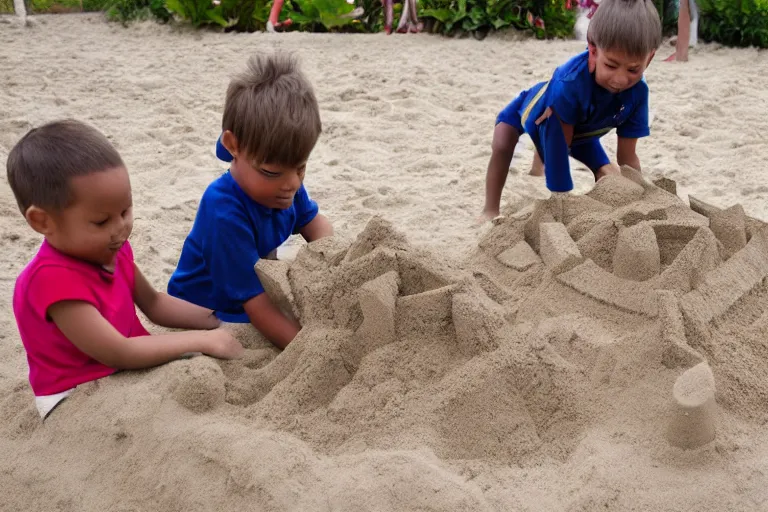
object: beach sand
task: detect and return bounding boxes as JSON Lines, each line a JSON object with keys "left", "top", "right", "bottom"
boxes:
{"left": 1, "top": 13, "right": 768, "bottom": 511}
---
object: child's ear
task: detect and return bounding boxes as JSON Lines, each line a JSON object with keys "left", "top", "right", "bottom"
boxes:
{"left": 646, "top": 50, "right": 656, "bottom": 66}
{"left": 221, "top": 130, "right": 239, "bottom": 158}
{"left": 25, "top": 206, "right": 54, "bottom": 236}
{"left": 587, "top": 42, "right": 598, "bottom": 72}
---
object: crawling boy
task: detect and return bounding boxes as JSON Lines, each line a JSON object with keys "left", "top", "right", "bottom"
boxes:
{"left": 481, "top": 0, "right": 662, "bottom": 220}
{"left": 168, "top": 52, "right": 334, "bottom": 350}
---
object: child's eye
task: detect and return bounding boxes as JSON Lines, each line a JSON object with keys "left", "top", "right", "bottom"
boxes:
{"left": 92, "top": 219, "right": 109, "bottom": 226}
{"left": 121, "top": 208, "right": 131, "bottom": 217}
{"left": 260, "top": 169, "right": 280, "bottom": 178}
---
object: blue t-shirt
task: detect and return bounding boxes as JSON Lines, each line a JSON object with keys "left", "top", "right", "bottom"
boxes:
{"left": 167, "top": 170, "right": 319, "bottom": 323}
{"left": 497, "top": 50, "right": 650, "bottom": 192}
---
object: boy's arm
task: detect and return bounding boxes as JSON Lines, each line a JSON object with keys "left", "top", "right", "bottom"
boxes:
{"left": 48, "top": 301, "right": 243, "bottom": 369}
{"left": 615, "top": 83, "right": 649, "bottom": 171}
{"left": 617, "top": 137, "right": 641, "bottom": 171}
{"left": 299, "top": 213, "right": 334, "bottom": 242}
{"left": 293, "top": 185, "right": 330, "bottom": 243}
{"left": 540, "top": 109, "right": 576, "bottom": 192}
{"left": 243, "top": 293, "right": 300, "bottom": 350}
{"left": 133, "top": 264, "right": 220, "bottom": 330}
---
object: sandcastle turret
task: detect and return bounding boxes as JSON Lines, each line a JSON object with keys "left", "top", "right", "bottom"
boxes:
{"left": 613, "top": 223, "right": 661, "bottom": 281}
{"left": 666, "top": 362, "right": 717, "bottom": 450}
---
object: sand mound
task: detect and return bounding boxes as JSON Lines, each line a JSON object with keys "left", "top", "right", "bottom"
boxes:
{"left": 3, "top": 171, "right": 768, "bottom": 510}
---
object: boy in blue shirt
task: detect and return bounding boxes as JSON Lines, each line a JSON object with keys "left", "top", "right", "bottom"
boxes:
{"left": 168, "top": 53, "right": 334, "bottom": 349}
{"left": 481, "top": 0, "right": 663, "bottom": 220}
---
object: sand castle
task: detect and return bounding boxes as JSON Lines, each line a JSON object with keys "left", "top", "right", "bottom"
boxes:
{"left": 228, "top": 164, "right": 768, "bottom": 458}
{"left": 3, "top": 166, "right": 768, "bottom": 510}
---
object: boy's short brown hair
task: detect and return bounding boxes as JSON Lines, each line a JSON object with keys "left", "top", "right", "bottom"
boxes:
{"left": 587, "top": 0, "right": 662, "bottom": 58}
{"left": 222, "top": 52, "right": 322, "bottom": 167}
{"left": 6, "top": 119, "right": 124, "bottom": 215}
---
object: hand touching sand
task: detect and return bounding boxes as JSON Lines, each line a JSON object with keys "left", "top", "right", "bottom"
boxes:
{"left": 202, "top": 328, "right": 245, "bottom": 360}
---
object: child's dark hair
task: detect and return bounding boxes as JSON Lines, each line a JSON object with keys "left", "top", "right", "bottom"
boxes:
{"left": 222, "top": 51, "right": 322, "bottom": 167}
{"left": 6, "top": 119, "right": 124, "bottom": 215}
{"left": 587, "top": 0, "right": 662, "bottom": 58}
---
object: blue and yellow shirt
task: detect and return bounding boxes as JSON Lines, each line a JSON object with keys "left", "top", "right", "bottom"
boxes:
{"left": 497, "top": 50, "right": 650, "bottom": 192}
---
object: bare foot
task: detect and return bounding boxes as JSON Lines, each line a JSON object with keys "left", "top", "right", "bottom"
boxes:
{"left": 477, "top": 209, "right": 499, "bottom": 224}
{"left": 529, "top": 160, "right": 544, "bottom": 177}
{"left": 528, "top": 149, "right": 544, "bottom": 176}
{"left": 409, "top": 22, "right": 424, "bottom": 33}
{"left": 266, "top": 19, "right": 293, "bottom": 32}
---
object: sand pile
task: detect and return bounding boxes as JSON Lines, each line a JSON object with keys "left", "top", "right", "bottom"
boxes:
{"left": 2, "top": 167, "right": 768, "bottom": 510}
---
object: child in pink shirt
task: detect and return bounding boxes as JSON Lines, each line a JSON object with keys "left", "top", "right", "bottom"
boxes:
{"left": 7, "top": 119, "right": 244, "bottom": 419}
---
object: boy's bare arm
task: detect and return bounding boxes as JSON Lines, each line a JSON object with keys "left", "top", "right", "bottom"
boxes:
{"left": 299, "top": 214, "right": 334, "bottom": 243}
{"left": 482, "top": 122, "right": 520, "bottom": 220}
{"left": 49, "top": 302, "right": 243, "bottom": 369}
{"left": 133, "top": 264, "right": 220, "bottom": 330}
{"left": 243, "top": 293, "right": 301, "bottom": 349}
{"left": 617, "top": 137, "right": 641, "bottom": 171}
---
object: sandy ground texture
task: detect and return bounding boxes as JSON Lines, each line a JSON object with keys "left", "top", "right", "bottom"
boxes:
{"left": 1, "top": 13, "right": 768, "bottom": 512}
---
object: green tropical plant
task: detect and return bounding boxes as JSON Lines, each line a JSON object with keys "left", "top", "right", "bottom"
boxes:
{"left": 354, "top": 0, "right": 382, "bottom": 31}
{"left": 149, "top": 0, "right": 173, "bottom": 20}
{"left": 653, "top": 0, "right": 682, "bottom": 35}
{"left": 282, "top": 0, "right": 359, "bottom": 31}
{"left": 696, "top": 0, "right": 768, "bottom": 47}
{"left": 104, "top": 0, "right": 170, "bottom": 23}
{"left": 419, "top": 0, "right": 575, "bottom": 39}
{"left": 165, "top": 0, "right": 228, "bottom": 26}
{"left": 106, "top": 0, "right": 148, "bottom": 21}
{"left": 217, "top": 0, "right": 269, "bottom": 31}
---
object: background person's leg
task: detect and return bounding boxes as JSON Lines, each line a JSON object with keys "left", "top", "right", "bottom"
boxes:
{"left": 396, "top": 0, "right": 409, "bottom": 32}
{"left": 382, "top": 0, "right": 394, "bottom": 34}
{"left": 14, "top": 0, "right": 27, "bottom": 18}
{"left": 665, "top": 0, "right": 690, "bottom": 62}
{"left": 267, "top": 0, "right": 293, "bottom": 31}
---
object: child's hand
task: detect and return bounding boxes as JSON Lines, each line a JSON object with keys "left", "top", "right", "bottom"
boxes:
{"left": 201, "top": 328, "right": 244, "bottom": 360}
{"left": 535, "top": 107, "right": 553, "bottom": 126}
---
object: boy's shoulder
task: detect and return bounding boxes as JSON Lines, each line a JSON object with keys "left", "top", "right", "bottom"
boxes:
{"left": 618, "top": 75, "right": 649, "bottom": 106}
{"left": 552, "top": 50, "right": 591, "bottom": 84}
{"left": 197, "top": 171, "right": 272, "bottom": 224}
{"left": 542, "top": 51, "right": 592, "bottom": 118}
{"left": 631, "top": 76, "right": 649, "bottom": 95}
{"left": 199, "top": 171, "right": 248, "bottom": 213}
{"left": 202, "top": 170, "right": 237, "bottom": 198}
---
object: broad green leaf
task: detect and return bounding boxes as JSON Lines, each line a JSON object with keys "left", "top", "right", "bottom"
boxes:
{"left": 207, "top": 7, "right": 228, "bottom": 25}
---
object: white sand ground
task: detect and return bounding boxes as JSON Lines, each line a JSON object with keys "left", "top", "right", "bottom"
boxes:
{"left": 1, "top": 13, "right": 767, "bottom": 511}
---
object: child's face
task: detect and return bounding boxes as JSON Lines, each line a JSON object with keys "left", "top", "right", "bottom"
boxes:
{"left": 38, "top": 167, "right": 134, "bottom": 268}
{"left": 233, "top": 157, "right": 306, "bottom": 210}
{"left": 223, "top": 132, "right": 306, "bottom": 210}
{"left": 588, "top": 44, "right": 654, "bottom": 94}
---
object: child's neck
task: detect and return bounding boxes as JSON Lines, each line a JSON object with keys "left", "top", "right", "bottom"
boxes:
{"left": 44, "top": 238, "right": 115, "bottom": 273}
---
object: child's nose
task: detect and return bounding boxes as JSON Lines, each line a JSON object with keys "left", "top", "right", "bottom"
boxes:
{"left": 617, "top": 73, "right": 632, "bottom": 88}
{"left": 113, "top": 218, "right": 129, "bottom": 239}
{"left": 282, "top": 173, "right": 301, "bottom": 191}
